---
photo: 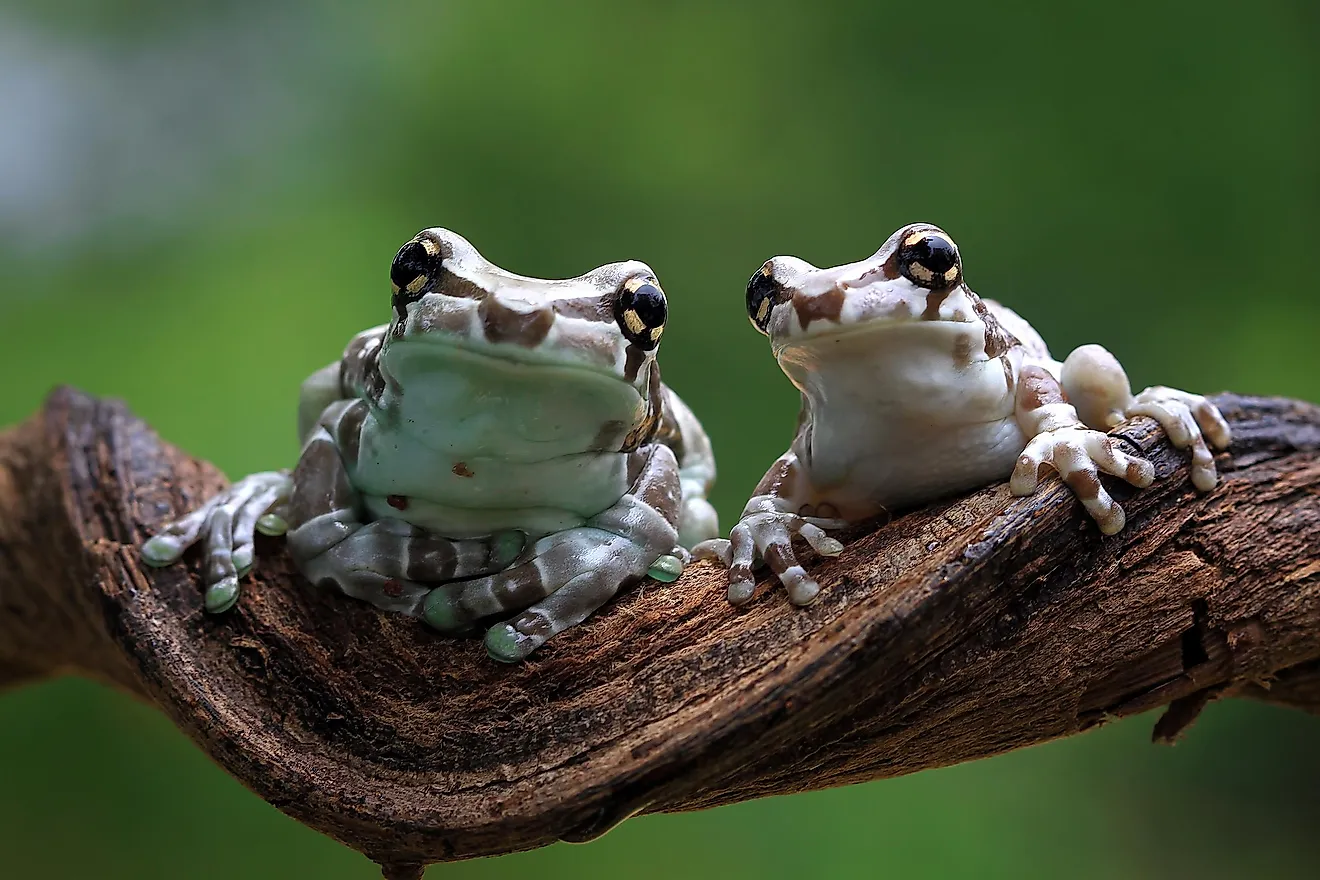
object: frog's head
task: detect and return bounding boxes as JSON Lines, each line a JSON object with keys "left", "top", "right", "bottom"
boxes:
{"left": 745, "top": 223, "right": 1013, "bottom": 359}
{"left": 385, "top": 228, "right": 668, "bottom": 393}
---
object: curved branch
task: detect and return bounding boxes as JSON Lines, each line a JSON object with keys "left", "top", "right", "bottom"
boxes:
{"left": 1, "top": 389, "right": 1318, "bottom": 876}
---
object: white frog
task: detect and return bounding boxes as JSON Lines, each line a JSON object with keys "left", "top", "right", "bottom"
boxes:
{"left": 696, "top": 222, "right": 1231, "bottom": 606}
{"left": 143, "top": 228, "right": 719, "bottom": 661}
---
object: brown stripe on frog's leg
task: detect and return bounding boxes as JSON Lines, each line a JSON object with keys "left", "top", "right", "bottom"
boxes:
{"left": 1010, "top": 365, "right": 1154, "bottom": 536}
{"left": 427, "top": 444, "right": 687, "bottom": 662}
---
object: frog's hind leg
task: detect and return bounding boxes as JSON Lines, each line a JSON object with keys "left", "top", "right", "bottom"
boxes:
{"left": 424, "top": 443, "right": 686, "bottom": 662}
{"left": 285, "top": 401, "right": 523, "bottom": 615}
{"left": 142, "top": 470, "right": 292, "bottom": 612}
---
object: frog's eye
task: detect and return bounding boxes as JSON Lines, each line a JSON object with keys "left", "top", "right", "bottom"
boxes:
{"left": 746, "top": 261, "right": 789, "bottom": 335}
{"left": 896, "top": 230, "right": 961, "bottom": 292}
{"left": 616, "top": 278, "right": 667, "bottom": 351}
{"left": 390, "top": 236, "right": 446, "bottom": 317}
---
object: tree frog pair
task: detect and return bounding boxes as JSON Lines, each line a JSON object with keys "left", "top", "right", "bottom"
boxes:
{"left": 144, "top": 223, "right": 1230, "bottom": 661}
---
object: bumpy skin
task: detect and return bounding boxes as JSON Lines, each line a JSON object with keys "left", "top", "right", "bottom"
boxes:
{"left": 695, "top": 223, "right": 1230, "bottom": 607}
{"left": 143, "top": 228, "right": 719, "bottom": 661}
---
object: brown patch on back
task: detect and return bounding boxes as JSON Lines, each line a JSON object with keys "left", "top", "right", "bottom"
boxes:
{"left": 857, "top": 249, "right": 902, "bottom": 285}
{"left": 479, "top": 297, "right": 555, "bottom": 347}
{"left": 451, "top": 462, "right": 474, "bottom": 478}
{"left": 1018, "top": 365, "right": 1065, "bottom": 410}
{"left": 551, "top": 295, "right": 612, "bottom": 322}
{"left": 792, "top": 288, "right": 846, "bottom": 330}
{"left": 437, "top": 274, "right": 490, "bottom": 301}
{"left": 387, "top": 494, "right": 409, "bottom": 510}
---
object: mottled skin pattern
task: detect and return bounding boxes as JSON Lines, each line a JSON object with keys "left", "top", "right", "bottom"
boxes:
{"left": 696, "top": 223, "right": 1231, "bottom": 606}
{"left": 144, "top": 228, "right": 718, "bottom": 661}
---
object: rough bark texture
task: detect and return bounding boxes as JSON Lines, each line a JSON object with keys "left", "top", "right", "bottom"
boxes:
{"left": 1, "top": 388, "right": 1318, "bottom": 875}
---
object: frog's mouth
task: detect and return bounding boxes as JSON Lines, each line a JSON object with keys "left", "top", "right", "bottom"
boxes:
{"left": 387, "top": 332, "right": 640, "bottom": 390}
{"left": 773, "top": 315, "right": 975, "bottom": 358}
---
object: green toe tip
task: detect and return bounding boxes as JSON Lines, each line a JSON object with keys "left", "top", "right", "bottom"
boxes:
{"left": 421, "top": 588, "right": 466, "bottom": 633}
{"left": 647, "top": 554, "right": 683, "bottom": 583}
{"left": 255, "top": 514, "right": 288, "bottom": 537}
{"left": 204, "top": 580, "right": 240, "bottom": 613}
{"left": 232, "top": 547, "right": 254, "bottom": 575}
{"left": 484, "top": 625, "right": 530, "bottom": 664}
{"left": 140, "top": 537, "right": 180, "bottom": 567}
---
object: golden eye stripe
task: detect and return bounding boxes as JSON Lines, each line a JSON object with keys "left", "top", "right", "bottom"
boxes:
{"left": 755, "top": 297, "right": 771, "bottom": 324}
{"left": 419, "top": 237, "right": 442, "bottom": 257}
{"left": 622, "top": 308, "right": 647, "bottom": 335}
{"left": 903, "top": 230, "right": 926, "bottom": 248}
{"left": 405, "top": 274, "right": 429, "bottom": 294}
{"left": 622, "top": 276, "right": 651, "bottom": 295}
{"left": 650, "top": 325, "right": 664, "bottom": 342}
{"left": 908, "top": 262, "right": 935, "bottom": 284}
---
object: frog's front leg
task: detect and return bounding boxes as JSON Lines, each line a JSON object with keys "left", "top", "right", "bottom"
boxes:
{"left": 692, "top": 453, "right": 845, "bottom": 607}
{"left": 1059, "top": 344, "right": 1232, "bottom": 491}
{"left": 1011, "top": 365, "right": 1158, "bottom": 534}
{"left": 422, "top": 443, "right": 692, "bottom": 662}
{"left": 142, "top": 471, "right": 293, "bottom": 612}
{"left": 285, "top": 400, "right": 522, "bottom": 615}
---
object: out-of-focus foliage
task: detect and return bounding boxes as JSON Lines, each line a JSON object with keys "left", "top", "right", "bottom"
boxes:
{"left": 1, "top": 1, "right": 1316, "bottom": 877}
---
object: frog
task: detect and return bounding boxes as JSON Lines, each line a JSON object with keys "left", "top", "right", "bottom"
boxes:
{"left": 142, "top": 227, "right": 719, "bottom": 662}
{"left": 695, "top": 222, "right": 1231, "bottom": 607}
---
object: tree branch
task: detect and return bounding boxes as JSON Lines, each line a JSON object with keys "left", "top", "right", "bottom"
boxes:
{"left": 1, "top": 389, "right": 1318, "bottom": 876}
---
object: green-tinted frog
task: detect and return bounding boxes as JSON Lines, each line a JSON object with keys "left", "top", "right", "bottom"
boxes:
{"left": 143, "top": 228, "right": 718, "bottom": 662}
{"left": 697, "top": 222, "right": 1231, "bottom": 606}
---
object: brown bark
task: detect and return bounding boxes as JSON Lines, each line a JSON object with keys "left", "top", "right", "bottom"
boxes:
{"left": 1, "top": 388, "right": 1318, "bottom": 874}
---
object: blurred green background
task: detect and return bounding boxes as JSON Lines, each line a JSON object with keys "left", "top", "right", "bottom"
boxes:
{"left": 2, "top": 1, "right": 1317, "bottom": 877}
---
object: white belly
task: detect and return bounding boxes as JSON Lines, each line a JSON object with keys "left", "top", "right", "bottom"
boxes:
{"left": 780, "top": 322, "right": 1029, "bottom": 514}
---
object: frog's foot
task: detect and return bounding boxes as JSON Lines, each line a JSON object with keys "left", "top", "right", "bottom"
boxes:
{"left": 141, "top": 471, "right": 292, "bottom": 612}
{"left": 290, "top": 519, "right": 526, "bottom": 616}
{"left": 693, "top": 497, "right": 845, "bottom": 608}
{"left": 1010, "top": 427, "right": 1155, "bottom": 535}
{"left": 1125, "top": 387, "right": 1232, "bottom": 492}
{"left": 423, "top": 444, "right": 686, "bottom": 662}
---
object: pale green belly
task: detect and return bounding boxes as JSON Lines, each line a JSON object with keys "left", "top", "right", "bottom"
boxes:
{"left": 349, "top": 416, "right": 631, "bottom": 538}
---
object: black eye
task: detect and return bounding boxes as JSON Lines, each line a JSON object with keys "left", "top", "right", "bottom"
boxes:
{"left": 616, "top": 279, "right": 667, "bottom": 350}
{"left": 897, "top": 230, "right": 961, "bottom": 291}
{"left": 746, "top": 262, "right": 788, "bottom": 334}
{"left": 390, "top": 236, "right": 446, "bottom": 319}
